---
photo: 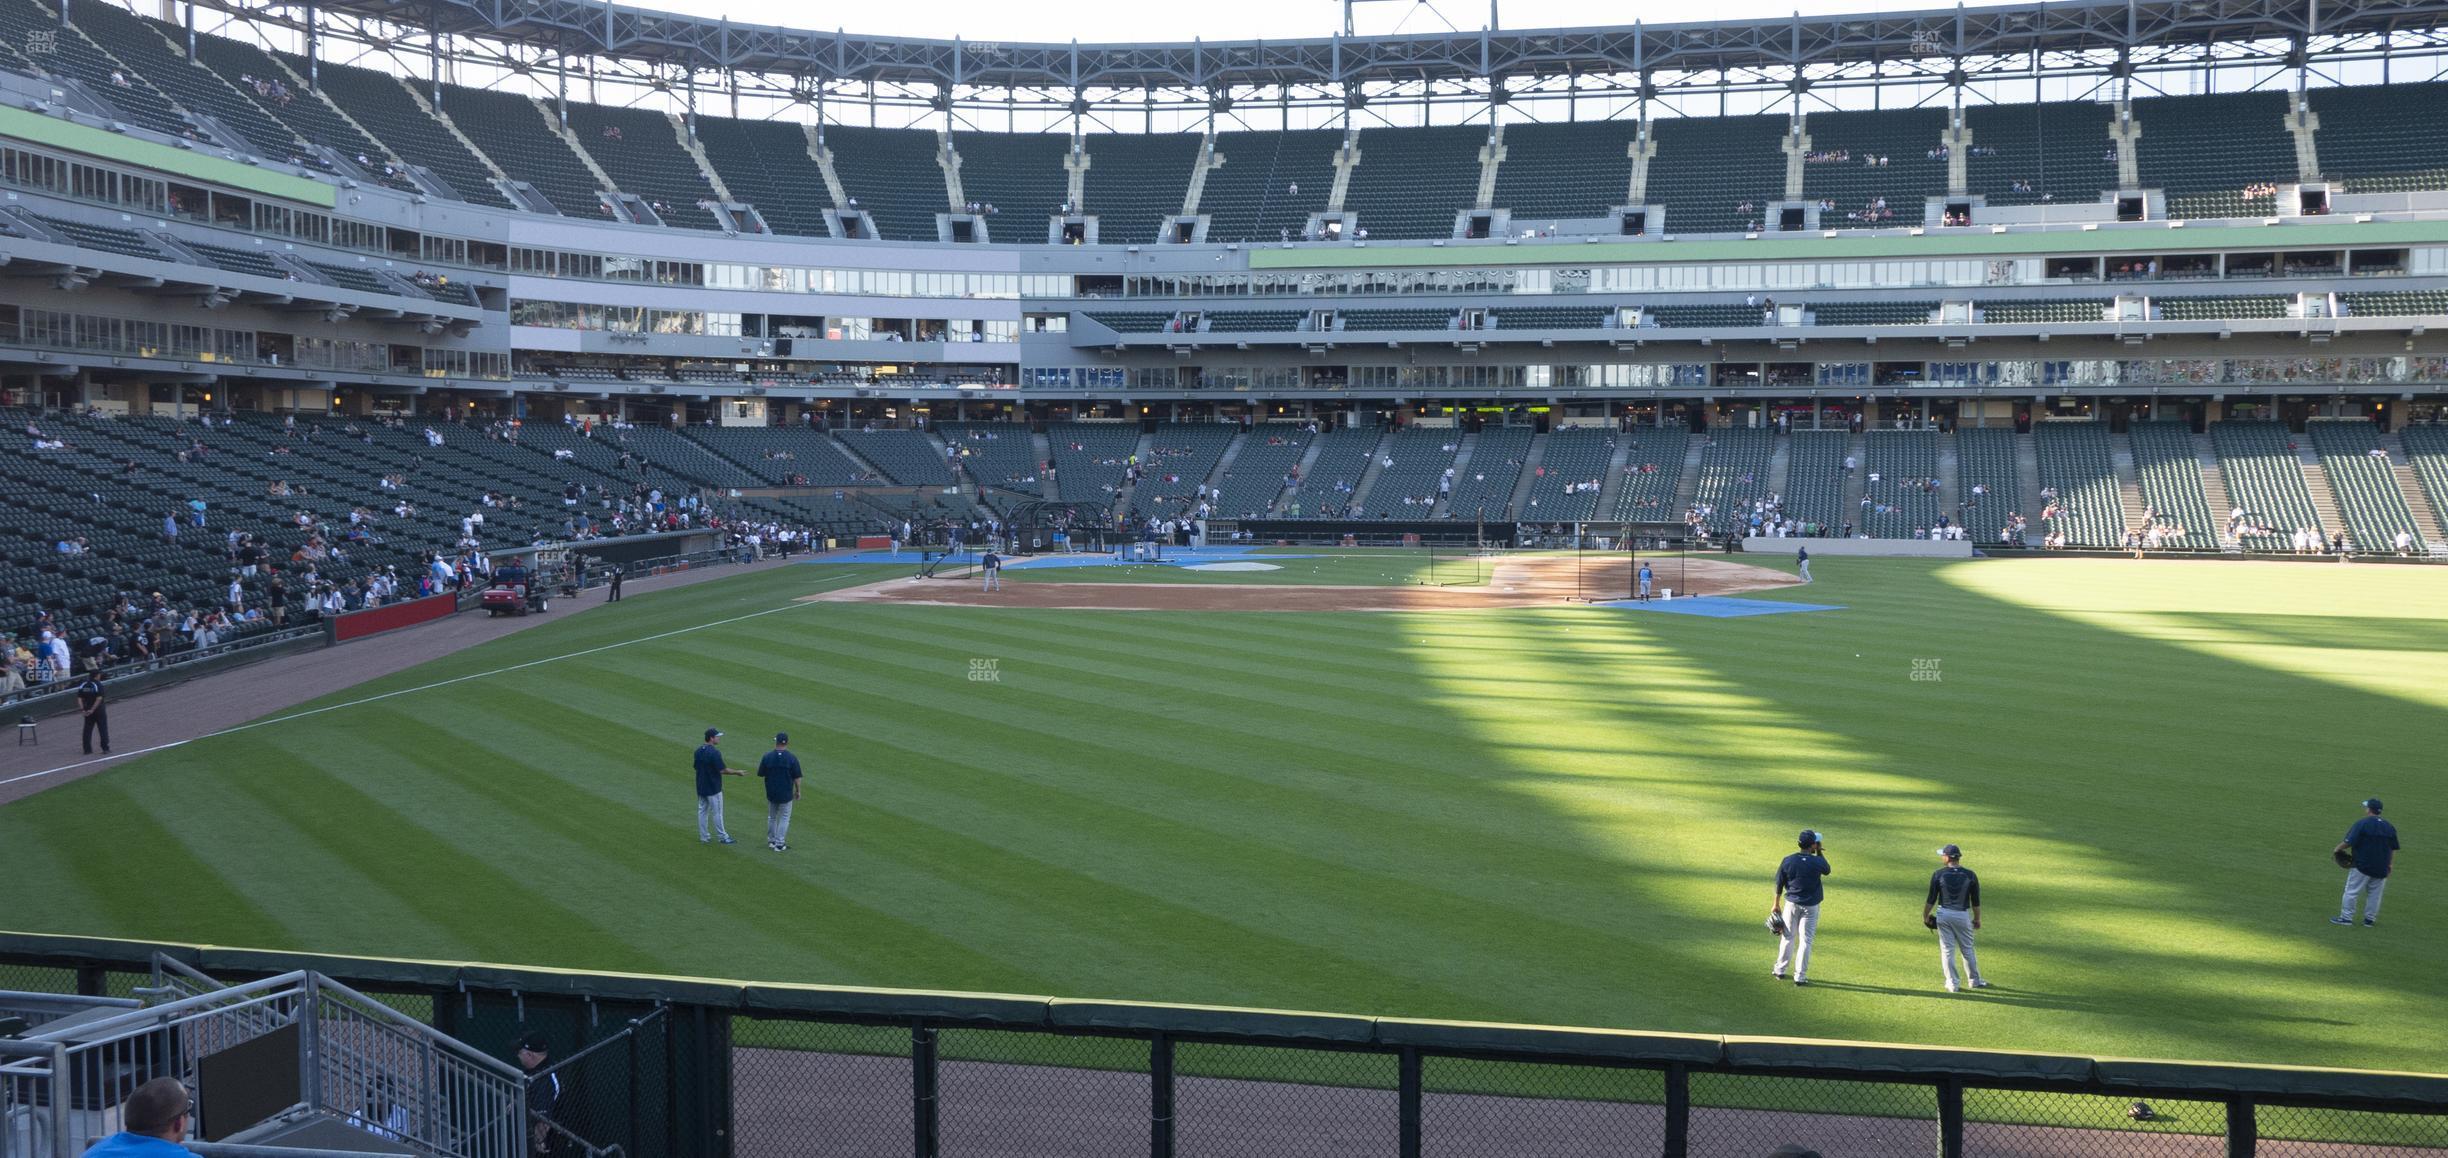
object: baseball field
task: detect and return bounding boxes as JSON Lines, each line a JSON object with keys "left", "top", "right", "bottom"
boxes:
{"left": 2, "top": 551, "right": 2439, "bottom": 1076}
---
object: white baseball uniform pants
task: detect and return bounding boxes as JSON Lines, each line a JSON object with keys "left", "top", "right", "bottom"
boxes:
{"left": 768, "top": 799, "right": 795, "bottom": 847}
{"left": 696, "top": 794, "right": 729, "bottom": 842}
{"left": 2340, "top": 869, "right": 2388, "bottom": 922}
{"left": 1773, "top": 901, "right": 1819, "bottom": 980}
{"left": 1935, "top": 908, "right": 1983, "bottom": 990}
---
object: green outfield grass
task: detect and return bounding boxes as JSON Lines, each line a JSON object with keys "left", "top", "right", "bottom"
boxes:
{"left": 3, "top": 555, "right": 2441, "bottom": 1079}
{"left": 998, "top": 547, "right": 1493, "bottom": 586}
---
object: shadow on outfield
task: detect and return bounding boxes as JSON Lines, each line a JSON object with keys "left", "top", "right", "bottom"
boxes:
{"left": 1403, "top": 558, "right": 2437, "bottom": 1069}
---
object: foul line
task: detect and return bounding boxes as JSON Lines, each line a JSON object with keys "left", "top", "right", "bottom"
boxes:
{"left": 0, "top": 589, "right": 840, "bottom": 791}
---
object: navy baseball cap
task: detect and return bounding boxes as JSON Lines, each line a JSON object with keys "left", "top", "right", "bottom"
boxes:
{"left": 775, "top": 732, "right": 789, "bottom": 744}
{"left": 704, "top": 728, "right": 721, "bottom": 741}
{"left": 1798, "top": 829, "right": 1822, "bottom": 845}
{"left": 1937, "top": 844, "right": 1962, "bottom": 858}
{"left": 2364, "top": 798, "right": 2383, "bottom": 812}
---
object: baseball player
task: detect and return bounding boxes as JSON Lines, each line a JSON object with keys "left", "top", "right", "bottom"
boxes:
{"left": 981, "top": 549, "right": 1003, "bottom": 592}
{"left": 1796, "top": 545, "right": 1811, "bottom": 582}
{"left": 1922, "top": 844, "right": 1988, "bottom": 992}
{"left": 2333, "top": 798, "right": 2399, "bottom": 927}
{"left": 1637, "top": 562, "right": 1654, "bottom": 600}
{"left": 1770, "top": 829, "right": 1832, "bottom": 985}
{"left": 758, "top": 732, "right": 803, "bottom": 852}
{"left": 692, "top": 728, "right": 742, "bottom": 844}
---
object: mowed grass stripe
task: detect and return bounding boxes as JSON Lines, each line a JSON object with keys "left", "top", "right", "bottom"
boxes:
{"left": 5, "top": 779, "right": 290, "bottom": 947}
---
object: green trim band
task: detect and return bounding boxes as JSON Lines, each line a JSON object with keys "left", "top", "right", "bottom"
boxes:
{"left": 0, "top": 103, "right": 335, "bottom": 208}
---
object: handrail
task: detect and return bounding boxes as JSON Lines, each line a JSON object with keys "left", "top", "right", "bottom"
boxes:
{"left": 308, "top": 973, "right": 527, "bottom": 1082}
{"left": 22, "top": 970, "right": 311, "bottom": 1041}
{"left": 0, "top": 990, "right": 143, "bottom": 1012}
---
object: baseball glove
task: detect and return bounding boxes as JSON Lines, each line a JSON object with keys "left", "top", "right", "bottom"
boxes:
{"left": 1923, "top": 914, "right": 1938, "bottom": 930}
{"left": 1766, "top": 913, "right": 1788, "bottom": 937}
{"left": 2334, "top": 848, "right": 2356, "bottom": 869}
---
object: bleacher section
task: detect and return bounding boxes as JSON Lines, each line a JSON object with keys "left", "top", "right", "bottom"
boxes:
{"left": 68, "top": 0, "right": 303, "bottom": 161}
{"left": 1984, "top": 300, "right": 2112, "bottom": 324}
{"left": 2159, "top": 295, "right": 2288, "bottom": 321}
{"left": 1342, "top": 125, "right": 1485, "bottom": 239}
{"left": 2401, "top": 425, "right": 2448, "bottom": 543}
{"left": 822, "top": 125, "right": 949, "bottom": 241}
{"left": 306, "top": 260, "right": 394, "bottom": 295}
{"left": 1205, "top": 311, "right": 1304, "bottom": 333}
{"left": 1132, "top": 423, "right": 1237, "bottom": 515}
{"left": 1047, "top": 422, "right": 1142, "bottom": 504}
{"left": 1086, "top": 313, "right": 1176, "bottom": 334}
{"left": 1782, "top": 431, "right": 1849, "bottom": 534}
{"left": 1964, "top": 101, "right": 2118, "bottom": 207}
{"left": 694, "top": 117, "right": 830, "bottom": 236}
{"left": 1860, "top": 429, "right": 1941, "bottom": 537}
{"left": 2127, "top": 422, "right": 2221, "bottom": 549}
{"left": 2339, "top": 290, "right": 2448, "bottom": 318}
{"left": 1211, "top": 425, "right": 1310, "bottom": 518}
{"left": 1283, "top": 427, "right": 1377, "bottom": 518}
{"left": 1645, "top": 304, "right": 1765, "bottom": 330}
{"left": 1200, "top": 130, "right": 1341, "bottom": 244}
{"left": 2132, "top": 90, "right": 2294, "bottom": 220}
{"left": 1491, "top": 307, "right": 1608, "bottom": 331}
{"left": 440, "top": 84, "right": 603, "bottom": 217}
{"left": 1610, "top": 426, "right": 1689, "bottom": 522}
{"left": 1954, "top": 428, "right": 2022, "bottom": 542}
{"left": 1365, "top": 428, "right": 1463, "bottom": 514}
{"left": 835, "top": 429, "right": 954, "bottom": 486}
{"left": 1081, "top": 133, "right": 1200, "bottom": 245}
{"left": 562, "top": 104, "right": 722, "bottom": 230}
{"left": 939, "top": 423, "right": 1041, "bottom": 495}
{"left": 191, "top": 241, "right": 290, "bottom": 280}
{"left": 1491, "top": 121, "right": 1641, "bottom": 223}
{"left": 1341, "top": 309, "right": 1454, "bottom": 332}
{"left": 1521, "top": 427, "right": 1611, "bottom": 520}
{"left": 1798, "top": 108, "right": 1948, "bottom": 229}
{"left": 950, "top": 131, "right": 1071, "bottom": 229}
{"left": 1444, "top": 426, "right": 1530, "bottom": 520}
{"left": 0, "top": 0, "right": 189, "bottom": 139}
{"left": 310, "top": 60, "right": 512, "bottom": 208}
{"left": 2033, "top": 421, "right": 2122, "bottom": 546}
{"left": 2307, "top": 82, "right": 2448, "bottom": 193}
{"left": 686, "top": 425, "right": 870, "bottom": 486}
{"left": 2305, "top": 420, "right": 2426, "bottom": 551}
{"left": 2209, "top": 421, "right": 2325, "bottom": 549}
{"left": 1810, "top": 301, "right": 1939, "bottom": 326}
{"left": 1688, "top": 428, "right": 1775, "bottom": 536}
{"left": 33, "top": 215, "right": 162, "bottom": 261}
{"left": 1646, "top": 113, "right": 1790, "bottom": 235}
{"left": 191, "top": 37, "right": 390, "bottom": 177}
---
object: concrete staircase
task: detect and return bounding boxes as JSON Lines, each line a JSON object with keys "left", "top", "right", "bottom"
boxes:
{"left": 1593, "top": 435, "right": 1638, "bottom": 521}
{"left": 828, "top": 433, "right": 892, "bottom": 484}
{"left": 2109, "top": 433, "right": 2144, "bottom": 529}
{"left": 1505, "top": 432, "right": 1550, "bottom": 520}
{"left": 1671, "top": 435, "right": 1708, "bottom": 512}
{"left": 2383, "top": 434, "right": 2448, "bottom": 542}
{"left": 1033, "top": 429, "right": 1059, "bottom": 501}
{"left": 1936, "top": 434, "right": 1963, "bottom": 517}
{"left": 2014, "top": 433, "right": 2045, "bottom": 544}
{"left": 2196, "top": 434, "right": 2242, "bottom": 551}
{"left": 1765, "top": 435, "right": 1793, "bottom": 498}
{"left": 1111, "top": 429, "right": 1156, "bottom": 514}
{"left": 1837, "top": 434, "right": 1868, "bottom": 519}
{"left": 2301, "top": 464, "right": 2350, "bottom": 537}
{"left": 1205, "top": 429, "right": 1251, "bottom": 497}
{"left": 1346, "top": 427, "right": 1398, "bottom": 514}
{"left": 1274, "top": 435, "right": 1330, "bottom": 516}
{"left": 1434, "top": 432, "right": 1479, "bottom": 518}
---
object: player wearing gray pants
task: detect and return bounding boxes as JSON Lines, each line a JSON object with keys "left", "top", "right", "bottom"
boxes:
{"left": 2333, "top": 798, "right": 2399, "bottom": 927}
{"left": 1924, "top": 844, "right": 1988, "bottom": 992}
{"left": 1770, "top": 829, "right": 1833, "bottom": 986}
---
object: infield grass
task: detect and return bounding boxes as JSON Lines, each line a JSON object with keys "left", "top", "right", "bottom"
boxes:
{"left": 3, "top": 554, "right": 2440, "bottom": 1080}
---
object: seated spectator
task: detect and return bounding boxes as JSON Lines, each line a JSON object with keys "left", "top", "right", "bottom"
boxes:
{"left": 80, "top": 1076, "right": 193, "bottom": 1156}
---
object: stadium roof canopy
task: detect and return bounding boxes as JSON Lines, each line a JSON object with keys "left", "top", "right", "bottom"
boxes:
{"left": 198, "top": 0, "right": 2448, "bottom": 112}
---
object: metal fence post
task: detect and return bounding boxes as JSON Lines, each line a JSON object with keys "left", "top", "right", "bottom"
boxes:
{"left": 1936, "top": 1078, "right": 1964, "bottom": 1158}
{"left": 912, "top": 1025, "right": 939, "bottom": 1158}
{"left": 74, "top": 966, "right": 104, "bottom": 997}
{"left": 1397, "top": 1047, "right": 1422, "bottom": 1158}
{"left": 2226, "top": 1095, "right": 2257, "bottom": 1158}
{"left": 1150, "top": 1032, "right": 1175, "bottom": 1158}
{"left": 298, "top": 973, "right": 322, "bottom": 1113}
{"left": 1662, "top": 1063, "right": 1689, "bottom": 1158}
{"left": 50, "top": 1042, "right": 72, "bottom": 1158}
{"left": 626, "top": 1022, "right": 641, "bottom": 1154}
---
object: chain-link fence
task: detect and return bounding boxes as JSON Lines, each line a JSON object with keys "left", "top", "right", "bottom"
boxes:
{"left": 1962, "top": 1088, "right": 2227, "bottom": 1156}
{"left": 1688, "top": 1072, "right": 1937, "bottom": 1158}
{"left": 731, "top": 1018, "right": 911, "bottom": 1158}
{"left": 1421, "top": 1055, "right": 1666, "bottom": 1157}
{"left": 1174, "top": 1042, "right": 1398, "bottom": 1158}
{"left": 7, "top": 936, "right": 2448, "bottom": 1158}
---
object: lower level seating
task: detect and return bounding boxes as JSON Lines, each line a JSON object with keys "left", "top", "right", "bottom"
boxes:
{"left": 2305, "top": 420, "right": 2425, "bottom": 552}
{"left": 2033, "top": 421, "right": 2122, "bottom": 547}
{"left": 2127, "top": 422, "right": 2219, "bottom": 549}
{"left": 1954, "top": 428, "right": 2023, "bottom": 543}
